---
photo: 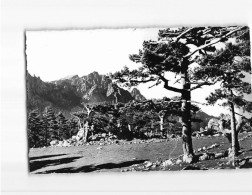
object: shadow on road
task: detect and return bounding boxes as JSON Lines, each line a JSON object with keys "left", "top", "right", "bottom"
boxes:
{"left": 36, "top": 159, "right": 148, "bottom": 174}
{"left": 29, "top": 156, "right": 82, "bottom": 172}
{"left": 29, "top": 154, "right": 67, "bottom": 161}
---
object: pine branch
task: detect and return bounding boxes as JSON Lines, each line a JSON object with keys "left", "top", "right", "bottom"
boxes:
{"left": 190, "top": 80, "right": 217, "bottom": 91}
{"left": 157, "top": 74, "right": 183, "bottom": 93}
{"left": 174, "top": 27, "right": 194, "bottom": 42}
{"left": 185, "top": 26, "right": 246, "bottom": 58}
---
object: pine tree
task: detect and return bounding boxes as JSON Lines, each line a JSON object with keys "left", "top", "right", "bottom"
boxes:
{"left": 195, "top": 30, "right": 251, "bottom": 156}
{"left": 57, "top": 112, "right": 70, "bottom": 140}
{"left": 43, "top": 107, "right": 59, "bottom": 142}
{"left": 111, "top": 26, "right": 247, "bottom": 162}
{"left": 68, "top": 117, "right": 79, "bottom": 137}
{"left": 28, "top": 109, "right": 43, "bottom": 148}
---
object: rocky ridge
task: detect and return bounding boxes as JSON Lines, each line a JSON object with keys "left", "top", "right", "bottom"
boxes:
{"left": 27, "top": 71, "right": 144, "bottom": 114}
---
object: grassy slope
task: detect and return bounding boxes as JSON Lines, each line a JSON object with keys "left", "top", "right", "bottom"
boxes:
{"left": 28, "top": 132, "right": 252, "bottom": 174}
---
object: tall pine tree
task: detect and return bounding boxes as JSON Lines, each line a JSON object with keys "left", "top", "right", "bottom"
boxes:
{"left": 28, "top": 109, "right": 43, "bottom": 148}
{"left": 194, "top": 28, "right": 251, "bottom": 157}
{"left": 111, "top": 26, "right": 248, "bottom": 162}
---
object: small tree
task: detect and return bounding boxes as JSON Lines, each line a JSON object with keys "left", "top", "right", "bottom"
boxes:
{"left": 57, "top": 112, "right": 70, "bottom": 140}
{"left": 28, "top": 109, "right": 43, "bottom": 148}
{"left": 68, "top": 117, "right": 79, "bottom": 137}
{"left": 43, "top": 107, "right": 59, "bottom": 142}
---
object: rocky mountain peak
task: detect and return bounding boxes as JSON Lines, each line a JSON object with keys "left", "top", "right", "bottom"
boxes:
{"left": 131, "top": 88, "right": 146, "bottom": 101}
{"left": 27, "top": 71, "right": 146, "bottom": 114}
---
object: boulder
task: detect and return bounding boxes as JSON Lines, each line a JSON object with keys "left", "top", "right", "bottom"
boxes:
{"left": 199, "top": 153, "right": 215, "bottom": 161}
{"left": 162, "top": 159, "right": 173, "bottom": 167}
{"left": 208, "top": 143, "right": 220, "bottom": 150}
{"left": 62, "top": 140, "right": 71, "bottom": 147}
{"left": 57, "top": 141, "right": 63, "bottom": 147}
{"left": 176, "top": 159, "right": 182, "bottom": 164}
{"left": 215, "top": 152, "right": 225, "bottom": 159}
{"left": 182, "top": 155, "right": 194, "bottom": 164}
{"left": 239, "top": 159, "right": 246, "bottom": 166}
{"left": 50, "top": 140, "right": 59, "bottom": 146}
{"left": 144, "top": 161, "right": 153, "bottom": 168}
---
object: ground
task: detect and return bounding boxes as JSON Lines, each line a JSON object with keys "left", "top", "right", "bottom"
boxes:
{"left": 28, "top": 132, "right": 252, "bottom": 174}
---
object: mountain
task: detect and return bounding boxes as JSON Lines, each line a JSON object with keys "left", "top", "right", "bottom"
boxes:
{"left": 26, "top": 71, "right": 143, "bottom": 116}
{"left": 130, "top": 88, "right": 146, "bottom": 101}
{"left": 26, "top": 71, "right": 216, "bottom": 128}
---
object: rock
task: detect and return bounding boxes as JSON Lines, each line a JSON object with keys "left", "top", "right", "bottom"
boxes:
{"left": 62, "top": 140, "right": 71, "bottom": 147}
{"left": 198, "top": 148, "right": 202, "bottom": 152}
{"left": 57, "top": 141, "right": 63, "bottom": 147}
{"left": 183, "top": 155, "right": 194, "bottom": 164}
{"left": 155, "top": 160, "right": 162, "bottom": 166}
{"left": 162, "top": 159, "right": 173, "bottom": 167}
{"left": 239, "top": 159, "right": 246, "bottom": 166}
{"left": 215, "top": 152, "right": 225, "bottom": 159}
{"left": 212, "top": 143, "right": 220, "bottom": 148}
{"left": 199, "top": 153, "right": 215, "bottom": 161}
{"left": 176, "top": 159, "right": 182, "bottom": 164}
{"left": 50, "top": 140, "right": 58, "bottom": 146}
{"left": 145, "top": 161, "right": 153, "bottom": 168}
{"left": 97, "top": 146, "right": 102, "bottom": 150}
{"left": 202, "top": 146, "right": 206, "bottom": 150}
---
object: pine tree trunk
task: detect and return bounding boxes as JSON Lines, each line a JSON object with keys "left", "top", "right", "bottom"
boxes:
{"left": 235, "top": 131, "right": 240, "bottom": 151}
{"left": 83, "top": 122, "right": 89, "bottom": 143}
{"left": 159, "top": 116, "right": 164, "bottom": 135}
{"left": 128, "top": 124, "right": 131, "bottom": 131}
{"left": 230, "top": 102, "right": 238, "bottom": 156}
{"left": 181, "top": 59, "right": 194, "bottom": 162}
{"left": 45, "top": 126, "right": 48, "bottom": 146}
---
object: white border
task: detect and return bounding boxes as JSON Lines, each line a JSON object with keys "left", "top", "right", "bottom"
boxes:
{"left": 1, "top": 0, "right": 252, "bottom": 193}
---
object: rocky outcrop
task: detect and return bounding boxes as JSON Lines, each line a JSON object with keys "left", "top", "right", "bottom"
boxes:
{"left": 131, "top": 88, "right": 146, "bottom": 101}
{"left": 27, "top": 71, "right": 145, "bottom": 114}
{"left": 55, "top": 71, "right": 136, "bottom": 104}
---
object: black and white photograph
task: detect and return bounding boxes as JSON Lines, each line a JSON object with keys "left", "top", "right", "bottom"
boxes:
{"left": 2, "top": 0, "right": 252, "bottom": 194}
{"left": 26, "top": 26, "right": 252, "bottom": 174}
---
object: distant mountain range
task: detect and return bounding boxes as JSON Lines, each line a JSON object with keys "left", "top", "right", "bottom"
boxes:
{"left": 26, "top": 71, "right": 146, "bottom": 116}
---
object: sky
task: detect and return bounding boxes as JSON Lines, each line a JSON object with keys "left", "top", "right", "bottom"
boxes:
{"left": 26, "top": 28, "right": 251, "bottom": 117}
